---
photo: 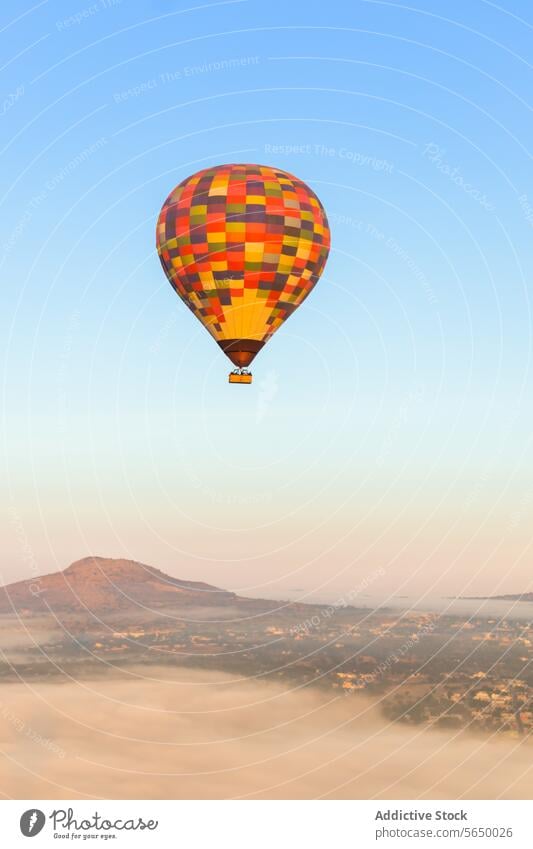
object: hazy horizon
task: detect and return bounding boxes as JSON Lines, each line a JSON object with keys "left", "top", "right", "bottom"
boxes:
{"left": 2, "top": 552, "right": 533, "bottom": 614}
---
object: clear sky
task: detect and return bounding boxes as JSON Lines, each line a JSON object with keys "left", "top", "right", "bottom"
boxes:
{"left": 1, "top": 0, "right": 532, "bottom": 601}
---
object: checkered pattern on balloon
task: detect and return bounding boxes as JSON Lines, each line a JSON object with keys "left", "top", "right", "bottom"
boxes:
{"left": 156, "top": 164, "right": 330, "bottom": 382}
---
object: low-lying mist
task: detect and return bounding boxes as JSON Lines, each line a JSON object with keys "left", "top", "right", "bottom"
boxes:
{"left": 0, "top": 667, "right": 531, "bottom": 799}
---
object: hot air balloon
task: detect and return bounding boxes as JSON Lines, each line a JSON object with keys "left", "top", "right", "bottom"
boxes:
{"left": 156, "top": 163, "right": 330, "bottom": 383}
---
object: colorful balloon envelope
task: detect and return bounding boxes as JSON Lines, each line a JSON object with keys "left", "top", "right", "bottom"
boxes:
{"left": 156, "top": 163, "right": 330, "bottom": 382}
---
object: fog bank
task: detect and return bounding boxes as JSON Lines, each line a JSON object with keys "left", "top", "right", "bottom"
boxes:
{"left": 0, "top": 669, "right": 531, "bottom": 799}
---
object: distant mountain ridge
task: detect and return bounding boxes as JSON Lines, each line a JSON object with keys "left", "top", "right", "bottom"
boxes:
{"left": 461, "top": 593, "right": 533, "bottom": 603}
{"left": 3, "top": 560, "right": 530, "bottom": 618}
{"left": 0, "top": 556, "right": 236, "bottom": 615}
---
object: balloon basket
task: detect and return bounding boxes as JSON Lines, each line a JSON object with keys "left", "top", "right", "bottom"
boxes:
{"left": 229, "top": 369, "right": 252, "bottom": 384}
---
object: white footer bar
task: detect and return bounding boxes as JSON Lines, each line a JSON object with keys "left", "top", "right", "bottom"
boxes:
{"left": 4, "top": 799, "right": 531, "bottom": 848}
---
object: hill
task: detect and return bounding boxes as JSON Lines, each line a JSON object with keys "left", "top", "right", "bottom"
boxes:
{"left": 485, "top": 593, "right": 533, "bottom": 602}
{"left": 0, "top": 556, "right": 236, "bottom": 616}
{"left": 459, "top": 593, "right": 533, "bottom": 603}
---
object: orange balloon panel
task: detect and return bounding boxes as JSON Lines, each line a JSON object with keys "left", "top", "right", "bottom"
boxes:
{"left": 156, "top": 163, "right": 330, "bottom": 367}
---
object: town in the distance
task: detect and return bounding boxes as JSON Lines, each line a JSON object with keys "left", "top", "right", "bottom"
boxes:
{"left": 0, "top": 557, "right": 532, "bottom": 739}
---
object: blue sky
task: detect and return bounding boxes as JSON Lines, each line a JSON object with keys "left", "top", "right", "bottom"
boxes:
{"left": 1, "top": 0, "right": 532, "bottom": 600}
